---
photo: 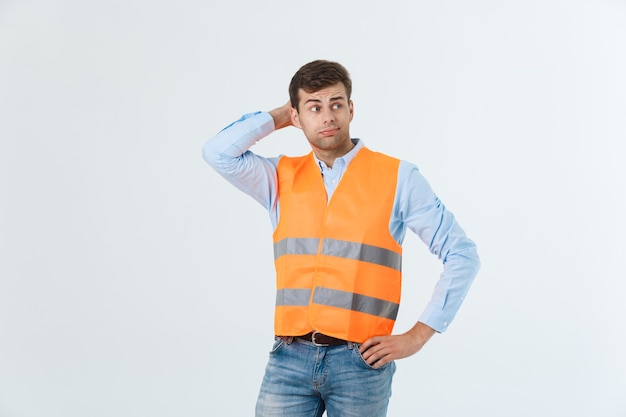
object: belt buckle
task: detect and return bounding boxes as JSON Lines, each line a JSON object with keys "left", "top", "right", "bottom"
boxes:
{"left": 311, "top": 331, "right": 329, "bottom": 347}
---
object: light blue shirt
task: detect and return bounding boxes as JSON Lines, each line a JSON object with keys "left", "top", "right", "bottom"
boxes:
{"left": 203, "top": 111, "right": 480, "bottom": 333}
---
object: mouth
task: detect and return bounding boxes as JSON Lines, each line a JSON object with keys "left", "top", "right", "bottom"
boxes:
{"left": 320, "top": 127, "right": 339, "bottom": 136}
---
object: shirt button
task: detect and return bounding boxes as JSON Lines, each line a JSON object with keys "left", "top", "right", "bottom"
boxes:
{"left": 443, "top": 322, "right": 448, "bottom": 327}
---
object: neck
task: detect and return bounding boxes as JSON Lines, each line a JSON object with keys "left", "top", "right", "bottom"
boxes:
{"left": 315, "top": 140, "right": 355, "bottom": 169}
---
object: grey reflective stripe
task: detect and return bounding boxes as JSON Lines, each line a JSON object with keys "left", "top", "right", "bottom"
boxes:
{"left": 276, "top": 288, "right": 312, "bottom": 306}
{"left": 312, "top": 287, "right": 399, "bottom": 320}
{"left": 274, "top": 237, "right": 402, "bottom": 270}
{"left": 274, "top": 238, "right": 320, "bottom": 260}
{"left": 321, "top": 238, "right": 402, "bottom": 271}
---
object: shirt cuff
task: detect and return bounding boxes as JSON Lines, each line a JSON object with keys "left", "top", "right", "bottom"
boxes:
{"left": 418, "top": 303, "right": 453, "bottom": 333}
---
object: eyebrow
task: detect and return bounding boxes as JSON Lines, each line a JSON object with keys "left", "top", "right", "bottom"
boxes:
{"left": 304, "top": 96, "right": 346, "bottom": 105}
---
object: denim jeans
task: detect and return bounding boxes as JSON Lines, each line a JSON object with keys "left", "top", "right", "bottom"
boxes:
{"left": 255, "top": 337, "right": 396, "bottom": 417}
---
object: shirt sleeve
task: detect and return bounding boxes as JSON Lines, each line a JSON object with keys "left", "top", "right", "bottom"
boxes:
{"left": 395, "top": 161, "right": 480, "bottom": 333}
{"left": 202, "top": 111, "right": 280, "bottom": 221}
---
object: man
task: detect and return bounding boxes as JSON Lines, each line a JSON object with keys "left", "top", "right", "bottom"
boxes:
{"left": 203, "top": 60, "right": 480, "bottom": 417}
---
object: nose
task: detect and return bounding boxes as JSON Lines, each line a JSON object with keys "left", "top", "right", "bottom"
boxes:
{"left": 321, "top": 107, "right": 334, "bottom": 124}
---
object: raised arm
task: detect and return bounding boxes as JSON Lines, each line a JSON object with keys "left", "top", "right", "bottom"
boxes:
{"left": 202, "top": 109, "right": 283, "bottom": 214}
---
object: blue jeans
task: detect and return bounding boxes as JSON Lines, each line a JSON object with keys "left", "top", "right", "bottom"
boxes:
{"left": 255, "top": 337, "right": 396, "bottom": 417}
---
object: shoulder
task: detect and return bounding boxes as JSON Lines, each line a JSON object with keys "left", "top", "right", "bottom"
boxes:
{"left": 359, "top": 147, "right": 403, "bottom": 169}
{"left": 277, "top": 152, "right": 314, "bottom": 170}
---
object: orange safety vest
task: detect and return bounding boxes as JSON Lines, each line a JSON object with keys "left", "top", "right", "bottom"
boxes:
{"left": 273, "top": 147, "right": 402, "bottom": 343}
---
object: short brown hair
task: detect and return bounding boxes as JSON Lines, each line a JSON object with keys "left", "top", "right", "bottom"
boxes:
{"left": 288, "top": 60, "right": 352, "bottom": 110}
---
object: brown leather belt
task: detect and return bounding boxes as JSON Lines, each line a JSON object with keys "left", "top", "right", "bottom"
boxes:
{"left": 296, "top": 331, "right": 348, "bottom": 346}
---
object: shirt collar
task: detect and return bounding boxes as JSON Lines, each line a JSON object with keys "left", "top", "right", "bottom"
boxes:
{"left": 314, "top": 138, "right": 364, "bottom": 171}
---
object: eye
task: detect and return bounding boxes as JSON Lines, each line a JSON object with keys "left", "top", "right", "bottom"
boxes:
{"left": 332, "top": 103, "right": 342, "bottom": 110}
{"left": 311, "top": 106, "right": 320, "bottom": 112}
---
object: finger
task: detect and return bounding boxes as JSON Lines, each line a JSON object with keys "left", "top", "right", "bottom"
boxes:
{"left": 359, "top": 337, "right": 379, "bottom": 353}
{"left": 363, "top": 344, "right": 388, "bottom": 365}
{"left": 369, "top": 349, "right": 391, "bottom": 368}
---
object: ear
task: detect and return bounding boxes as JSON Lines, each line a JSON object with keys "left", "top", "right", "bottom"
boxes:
{"left": 290, "top": 107, "right": 302, "bottom": 129}
{"left": 349, "top": 100, "right": 354, "bottom": 122}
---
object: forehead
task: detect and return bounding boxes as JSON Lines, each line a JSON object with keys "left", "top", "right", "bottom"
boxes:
{"left": 299, "top": 83, "right": 348, "bottom": 103}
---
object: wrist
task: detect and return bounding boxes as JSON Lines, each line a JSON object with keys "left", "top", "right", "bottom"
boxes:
{"left": 409, "top": 322, "right": 436, "bottom": 346}
{"left": 269, "top": 102, "right": 293, "bottom": 130}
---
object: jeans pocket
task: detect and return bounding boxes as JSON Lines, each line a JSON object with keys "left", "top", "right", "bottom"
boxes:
{"left": 269, "top": 337, "right": 285, "bottom": 355}
{"left": 352, "top": 344, "right": 394, "bottom": 371}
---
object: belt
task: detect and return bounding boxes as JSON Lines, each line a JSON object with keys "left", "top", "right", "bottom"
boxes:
{"left": 296, "top": 331, "right": 348, "bottom": 346}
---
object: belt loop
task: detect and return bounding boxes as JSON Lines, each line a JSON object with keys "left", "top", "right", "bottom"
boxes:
{"left": 280, "top": 336, "right": 294, "bottom": 345}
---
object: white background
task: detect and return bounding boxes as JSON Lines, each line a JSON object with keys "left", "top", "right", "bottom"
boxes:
{"left": 1, "top": 0, "right": 625, "bottom": 416}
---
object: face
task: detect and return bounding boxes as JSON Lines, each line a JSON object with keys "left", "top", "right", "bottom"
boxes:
{"left": 290, "top": 83, "right": 354, "bottom": 163}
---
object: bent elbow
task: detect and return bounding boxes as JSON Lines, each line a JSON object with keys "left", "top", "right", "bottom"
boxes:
{"left": 202, "top": 137, "right": 221, "bottom": 168}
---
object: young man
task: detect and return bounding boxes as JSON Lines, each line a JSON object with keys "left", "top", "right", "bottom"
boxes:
{"left": 203, "top": 60, "right": 480, "bottom": 417}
